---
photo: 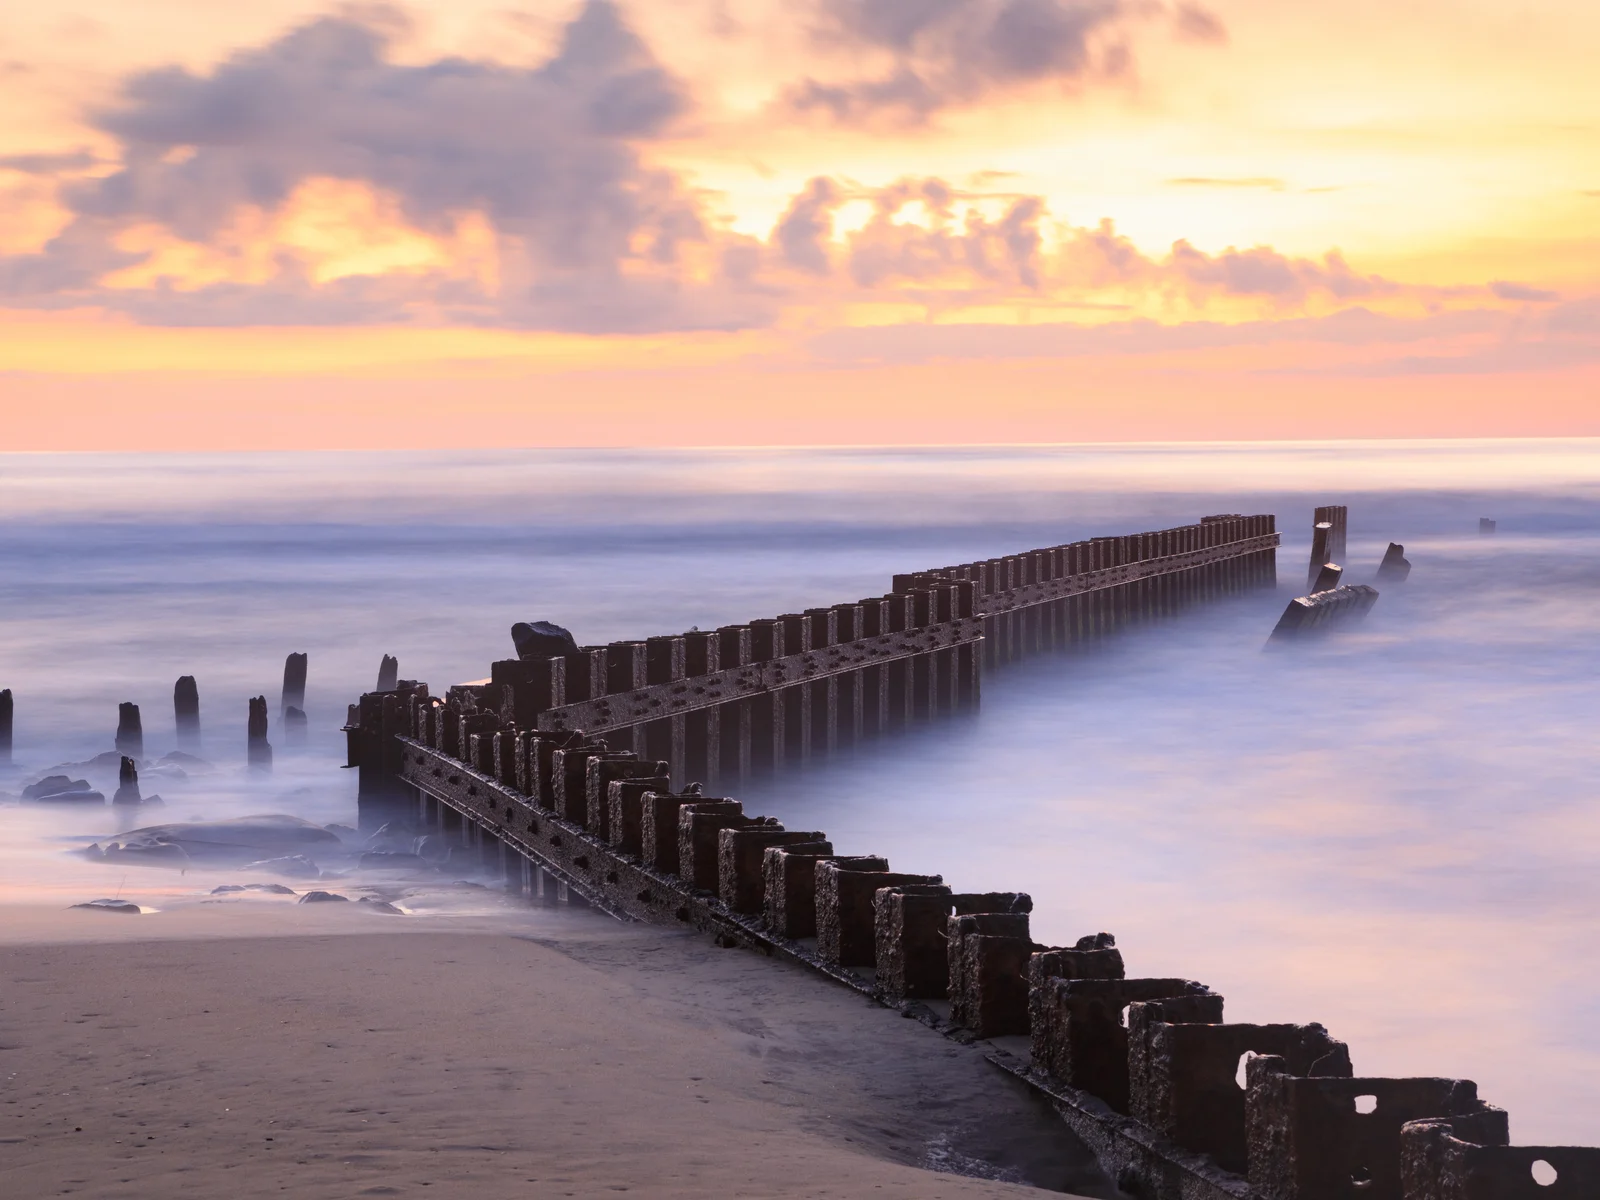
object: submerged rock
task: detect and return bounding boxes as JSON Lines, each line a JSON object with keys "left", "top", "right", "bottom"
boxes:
{"left": 239, "top": 854, "right": 321, "bottom": 880}
{"left": 32, "top": 787, "right": 106, "bottom": 805}
{"left": 358, "top": 897, "right": 403, "bottom": 915}
{"left": 298, "top": 890, "right": 348, "bottom": 904}
{"left": 103, "top": 814, "right": 340, "bottom": 866}
{"left": 23, "top": 775, "right": 90, "bottom": 800}
{"left": 72, "top": 898, "right": 141, "bottom": 914}
{"left": 211, "top": 883, "right": 297, "bottom": 896}
{"left": 160, "top": 750, "right": 214, "bottom": 772}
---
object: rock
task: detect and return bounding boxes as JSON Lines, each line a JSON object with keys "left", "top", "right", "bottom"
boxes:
{"left": 239, "top": 854, "right": 321, "bottom": 880}
{"left": 358, "top": 897, "right": 403, "bottom": 914}
{"left": 99, "top": 840, "right": 189, "bottom": 867}
{"left": 211, "top": 883, "right": 296, "bottom": 895}
{"left": 32, "top": 786, "right": 106, "bottom": 805}
{"left": 512, "top": 621, "right": 581, "bottom": 661}
{"left": 72, "top": 898, "right": 140, "bottom": 914}
{"left": 160, "top": 750, "right": 214, "bottom": 772}
{"left": 325, "top": 823, "right": 360, "bottom": 840}
{"left": 106, "top": 815, "right": 340, "bottom": 864}
{"left": 298, "top": 890, "right": 349, "bottom": 904}
{"left": 23, "top": 775, "right": 89, "bottom": 800}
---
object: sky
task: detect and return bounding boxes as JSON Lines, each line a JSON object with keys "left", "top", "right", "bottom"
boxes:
{"left": 0, "top": 0, "right": 1596, "bottom": 448}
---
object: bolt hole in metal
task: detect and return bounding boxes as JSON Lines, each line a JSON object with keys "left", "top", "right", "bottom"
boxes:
{"left": 1353, "top": 1094, "right": 1378, "bottom": 1115}
{"left": 1350, "top": 1166, "right": 1373, "bottom": 1190}
{"left": 1531, "top": 1160, "right": 1558, "bottom": 1187}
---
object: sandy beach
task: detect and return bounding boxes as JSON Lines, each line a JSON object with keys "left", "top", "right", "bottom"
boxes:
{"left": 0, "top": 899, "right": 1109, "bottom": 1198}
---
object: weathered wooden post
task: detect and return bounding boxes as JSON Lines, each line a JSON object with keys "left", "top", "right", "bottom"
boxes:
{"left": 284, "top": 706, "right": 308, "bottom": 748}
{"left": 1376, "top": 542, "right": 1411, "bottom": 583}
{"left": 247, "top": 696, "right": 272, "bottom": 772}
{"left": 0, "top": 687, "right": 11, "bottom": 765}
{"left": 281, "top": 652, "right": 307, "bottom": 715}
{"left": 116, "top": 702, "right": 143, "bottom": 758}
{"left": 1479, "top": 517, "right": 1496, "bottom": 535}
{"left": 174, "top": 676, "right": 200, "bottom": 751}
{"left": 376, "top": 655, "right": 399, "bottom": 692}
{"left": 113, "top": 756, "right": 142, "bottom": 805}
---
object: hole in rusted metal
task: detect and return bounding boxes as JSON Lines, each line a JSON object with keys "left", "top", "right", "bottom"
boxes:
{"left": 1531, "top": 1161, "right": 1558, "bottom": 1187}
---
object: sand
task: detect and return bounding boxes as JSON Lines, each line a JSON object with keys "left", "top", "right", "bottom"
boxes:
{"left": 0, "top": 900, "right": 1111, "bottom": 1198}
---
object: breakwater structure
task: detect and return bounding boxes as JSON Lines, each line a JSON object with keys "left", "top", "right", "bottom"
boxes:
{"left": 343, "top": 511, "right": 1595, "bottom": 1200}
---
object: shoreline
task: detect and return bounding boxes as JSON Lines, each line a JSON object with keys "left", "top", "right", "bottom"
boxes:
{"left": 0, "top": 902, "right": 1110, "bottom": 1198}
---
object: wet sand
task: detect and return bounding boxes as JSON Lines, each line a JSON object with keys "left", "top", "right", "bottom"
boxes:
{"left": 0, "top": 902, "right": 1110, "bottom": 1198}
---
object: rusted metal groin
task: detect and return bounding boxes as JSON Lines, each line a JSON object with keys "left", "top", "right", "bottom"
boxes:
{"left": 343, "top": 512, "right": 1596, "bottom": 1199}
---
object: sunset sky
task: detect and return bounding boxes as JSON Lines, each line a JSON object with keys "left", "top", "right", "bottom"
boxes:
{"left": 1, "top": 0, "right": 1596, "bottom": 447}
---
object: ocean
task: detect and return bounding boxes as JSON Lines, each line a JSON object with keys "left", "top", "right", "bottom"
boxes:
{"left": 2, "top": 440, "right": 1596, "bottom": 1143}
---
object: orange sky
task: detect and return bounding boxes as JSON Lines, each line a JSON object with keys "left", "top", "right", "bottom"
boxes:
{"left": 0, "top": 0, "right": 1596, "bottom": 448}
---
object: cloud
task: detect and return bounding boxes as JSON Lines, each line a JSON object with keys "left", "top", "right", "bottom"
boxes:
{"left": 1172, "top": 2, "right": 1227, "bottom": 44}
{"left": 1490, "top": 281, "right": 1560, "bottom": 303}
{"left": 773, "top": 175, "right": 1044, "bottom": 293}
{"left": 804, "top": 307, "right": 1510, "bottom": 364}
{"left": 0, "top": 2, "right": 782, "bottom": 332}
{"left": 1167, "top": 176, "right": 1286, "bottom": 190}
{"left": 786, "top": 0, "right": 1135, "bottom": 122}
{"left": 0, "top": 151, "right": 101, "bottom": 174}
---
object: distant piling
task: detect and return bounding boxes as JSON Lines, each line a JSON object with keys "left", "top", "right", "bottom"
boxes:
{"left": 116, "top": 702, "right": 144, "bottom": 759}
{"left": 1375, "top": 543, "right": 1411, "bottom": 584}
{"left": 247, "top": 696, "right": 273, "bottom": 772}
{"left": 1480, "top": 518, "right": 1497, "bottom": 536}
{"left": 281, "top": 652, "right": 307, "bottom": 715}
{"left": 377, "top": 655, "right": 399, "bottom": 692}
{"left": 0, "top": 688, "right": 11, "bottom": 765}
{"left": 174, "top": 676, "right": 200, "bottom": 751}
{"left": 284, "top": 705, "right": 308, "bottom": 748}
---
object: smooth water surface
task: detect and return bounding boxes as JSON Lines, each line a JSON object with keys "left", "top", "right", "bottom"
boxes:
{"left": 1, "top": 441, "right": 1597, "bottom": 1142}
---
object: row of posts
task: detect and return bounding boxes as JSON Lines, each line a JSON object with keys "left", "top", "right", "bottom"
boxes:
{"left": 366, "top": 678, "right": 1592, "bottom": 1200}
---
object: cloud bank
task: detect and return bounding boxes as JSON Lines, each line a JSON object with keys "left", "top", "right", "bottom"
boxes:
{"left": 0, "top": 0, "right": 1556, "bottom": 338}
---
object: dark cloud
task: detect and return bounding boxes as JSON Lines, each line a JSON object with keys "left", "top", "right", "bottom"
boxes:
{"left": 789, "top": 0, "right": 1130, "bottom": 122}
{"left": 1169, "top": 241, "right": 1391, "bottom": 302}
{"left": 0, "top": 151, "right": 101, "bottom": 174}
{"left": 775, "top": 177, "right": 842, "bottom": 273}
{"left": 0, "top": 1, "right": 784, "bottom": 332}
{"left": 1172, "top": 2, "right": 1227, "bottom": 44}
{"left": 1490, "top": 280, "right": 1560, "bottom": 303}
{"left": 772, "top": 175, "right": 1044, "bottom": 294}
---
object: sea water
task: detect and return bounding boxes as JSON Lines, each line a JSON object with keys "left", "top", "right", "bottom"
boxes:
{"left": 1, "top": 441, "right": 1596, "bottom": 1142}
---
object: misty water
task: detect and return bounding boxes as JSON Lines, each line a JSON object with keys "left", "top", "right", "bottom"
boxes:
{"left": 1, "top": 442, "right": 1597, "bottom": 1144}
